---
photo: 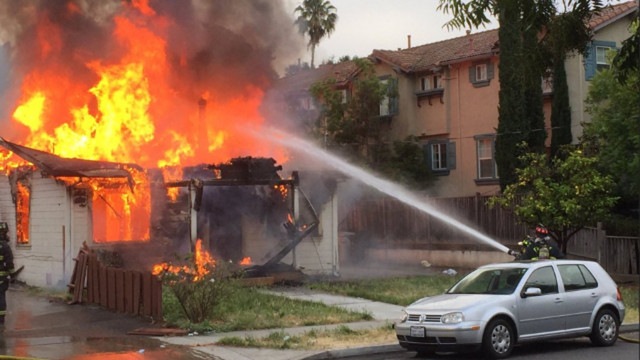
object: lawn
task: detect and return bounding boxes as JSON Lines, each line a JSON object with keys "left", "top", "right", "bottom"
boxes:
{"left": 162, "top": 284, "right": 372, "bottom": 332}
{"left": 307, "top": 274, "right": 461, "bottom": 306}
{"left": 217, "top": 323, "right": 396, "bottom": 350}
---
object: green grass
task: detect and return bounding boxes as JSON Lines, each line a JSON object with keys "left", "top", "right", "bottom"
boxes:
{"left": 216, "top": 324, "right": 396, "bottom": 350}
{"left": 620, "top": 284, "right": 639, "bottom": 323}
{"left": 162, "top": 284, "right": 372, "bottom": 332}
{"left": 307, "top": 274, "right": 461, "bottom": 306}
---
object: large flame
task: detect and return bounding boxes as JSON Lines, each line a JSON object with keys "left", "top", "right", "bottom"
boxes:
{"left": 0, "top": 1, "right": 295, "bottom": 242}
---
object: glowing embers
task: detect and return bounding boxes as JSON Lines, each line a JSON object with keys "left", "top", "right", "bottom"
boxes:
{"left": 85, "top": 175, "right": 151, "bottom": 243}
{"left": 15, "top": 179, "right": 31, "bottom": 244}
{"left": 239, "top": 257, "right": 252, "bottom": 266}
{"left": 152, "top": 239, "right": 215, "bottom": 282}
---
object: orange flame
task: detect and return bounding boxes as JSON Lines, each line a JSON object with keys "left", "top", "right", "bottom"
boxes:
{"left": 152, "top": 239, "right": 215, "bottom": 282}
{"left": 239, "top": 257, "right": 252, "bottom": 266}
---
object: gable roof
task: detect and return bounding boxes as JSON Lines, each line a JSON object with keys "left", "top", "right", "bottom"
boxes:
{"left": 0, "top": 137, "right": 141, "bottom": 185}
{"left": 371, "top": 29, "right": 499, "bottom": 74}
{"left": 589, "top": 1, "right": 637, "bottom": 31}
{"left": 276, "top": 60, "right": 361, "bottom": 94}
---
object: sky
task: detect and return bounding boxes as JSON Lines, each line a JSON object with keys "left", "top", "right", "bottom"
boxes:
{"left": 286, "top": 0, "right": 499, "bottom": 65}
{"left": 285, "top": 0, "right": 630, "bottom": 66}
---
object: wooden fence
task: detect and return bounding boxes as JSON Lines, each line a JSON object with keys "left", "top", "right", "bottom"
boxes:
{"left": 342, "top": 195, "right": 640, "bottom": 275}
{"left": 342, "top": 193, "right": 529, "bottom": 248}
{"left": 69, "top": 247, "right": 163, "bottom": 319}
{"left": 566, "top": 224, "right": 640, "bottom": 276}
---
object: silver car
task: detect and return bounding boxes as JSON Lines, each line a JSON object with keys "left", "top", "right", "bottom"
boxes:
{"left": 395, "top": 260, "right": 625, "bottom": 359}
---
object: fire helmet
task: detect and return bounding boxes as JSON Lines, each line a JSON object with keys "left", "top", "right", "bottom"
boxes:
{"left": 535, "top": 224, "right": 549, "bottom": 237}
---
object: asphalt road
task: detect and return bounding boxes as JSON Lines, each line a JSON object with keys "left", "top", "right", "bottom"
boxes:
{"left": 340, "top": 336, "right": 640, "bottom": 360}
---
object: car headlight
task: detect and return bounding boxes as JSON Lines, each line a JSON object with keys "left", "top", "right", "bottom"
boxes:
{"left": 441, "top": 312, "right": 464, "bottom": 324}
{"left": 400, "top": 310, "right": 408, "bottom": 323}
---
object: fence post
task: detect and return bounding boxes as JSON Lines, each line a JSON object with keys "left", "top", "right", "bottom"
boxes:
{"left": 596, "top": 222, "right": 604, "bottom": 267}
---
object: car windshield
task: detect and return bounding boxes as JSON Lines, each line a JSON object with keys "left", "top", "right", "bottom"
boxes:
{"left": 447, "top": 267, "right": 528, "bottom": 295}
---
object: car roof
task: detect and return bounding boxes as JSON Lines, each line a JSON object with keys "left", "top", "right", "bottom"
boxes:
{"left": 478, "top": 259, "right": 598, "bottom": 270}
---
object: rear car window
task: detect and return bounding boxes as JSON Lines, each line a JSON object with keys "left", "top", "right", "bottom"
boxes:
{"left": 558, "top": 264, "right": 598, "bottom": 291}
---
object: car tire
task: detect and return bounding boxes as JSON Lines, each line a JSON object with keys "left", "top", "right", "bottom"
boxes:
{"left": 590, "top": 308, "right": 619, "bottom": 346}
{"left": 482, "top": 318, "right": 514, "bottom": 359}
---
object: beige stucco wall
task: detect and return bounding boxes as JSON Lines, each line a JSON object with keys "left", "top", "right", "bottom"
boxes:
{"left": 565, "top": 14, "right": 634, "bottom": 143}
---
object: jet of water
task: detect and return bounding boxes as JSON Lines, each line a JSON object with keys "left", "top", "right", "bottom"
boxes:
{"left": 260, "top": 127, "right": 512, "bottom": 254}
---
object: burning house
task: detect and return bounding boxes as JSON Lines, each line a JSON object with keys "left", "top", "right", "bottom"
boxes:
{"left": 0, "top": 1, "right": 340, "bottom": 289}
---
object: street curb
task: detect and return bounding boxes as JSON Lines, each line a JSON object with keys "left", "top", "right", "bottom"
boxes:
{"left": 300, "top": 323, "right": 640, "bottom": 360}
{"left": 620, "top": 323, "right": 639, "bottom": 333}
{"left": 301, "top": 344, "right": 403, "bottom": 360}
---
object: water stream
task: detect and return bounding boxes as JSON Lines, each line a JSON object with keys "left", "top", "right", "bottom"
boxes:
{"left": 262, "top": 127, "right": 512, "bottom": 254}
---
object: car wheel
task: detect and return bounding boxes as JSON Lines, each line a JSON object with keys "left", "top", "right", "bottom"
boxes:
{"left": 482, "top": 318, "right": 514, "bottom": 359}
{"left": 590, "top": 308, "right": 619, "bottom": 346}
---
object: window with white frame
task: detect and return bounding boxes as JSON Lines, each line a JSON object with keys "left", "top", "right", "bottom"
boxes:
{"left": 595, "top": 46, "right": 612, "bottom": 71}
{"left": 475, "top": 64, "right": 488, "bottom": 81}
{"left": 379, "top": 77, "right": 398, "bottom": 116}
{"left": 476, "top": 137, "right": 497, "bottom": 179}
{"left": 420, "top": 74, "right": 442, "bottom": 91}
{"left": 431, "top": 143, "right": 447, "bottom": 170}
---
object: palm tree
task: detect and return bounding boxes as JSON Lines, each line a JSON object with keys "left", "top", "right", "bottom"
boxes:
{"left": 294, "top": 0, "right": 338, "bottom": 69}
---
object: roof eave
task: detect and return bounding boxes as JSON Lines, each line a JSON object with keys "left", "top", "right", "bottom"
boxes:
{"left": 592, "top": 8, "right": 637, "bottom": 32}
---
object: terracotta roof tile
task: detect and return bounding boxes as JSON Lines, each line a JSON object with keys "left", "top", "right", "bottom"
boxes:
{"left": 589, "top": 1, "right": 637, "bottom": 30}
{"left": 276, "top": 61, "right": 360, "bottom": 93}
{"left": 371, "top": 29, "right": 499, "bottom": 74}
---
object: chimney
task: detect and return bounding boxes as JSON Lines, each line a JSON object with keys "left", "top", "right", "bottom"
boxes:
{"left": 407, "top": 35, "right": 412, "bottom": 49}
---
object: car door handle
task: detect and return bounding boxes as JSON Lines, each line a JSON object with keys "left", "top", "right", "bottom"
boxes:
{"left": 591, "top": 293, "right": 598, "bottom": 297}
{"left": 554, "top": 297, "right": 564, "bottom": 303}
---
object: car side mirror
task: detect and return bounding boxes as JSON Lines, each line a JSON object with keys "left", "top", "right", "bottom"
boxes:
{"left": 521, "top": 287, "right": 542, "bottom": 298}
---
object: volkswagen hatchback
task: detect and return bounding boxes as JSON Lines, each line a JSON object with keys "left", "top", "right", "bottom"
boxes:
{"left": 395, "top": 260, "right": 625, "bottom": 359}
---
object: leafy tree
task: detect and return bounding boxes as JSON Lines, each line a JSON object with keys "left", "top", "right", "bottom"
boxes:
{"left": 294, "top": 0, "right": 338, "bottom": 69}
{"left": 543, "top": 4, "right": 598, "bottom": 158}
{"left": 309, "top": 58, "right": 386, "bottom": 161}
{"left": 488, "top": 144, "right": 618, "bottom": 252}
{"left": 309, "top": 59, "right": 433, "bottom": 188}
{"left": 438, "top": 0, "right": 604, "bottom": 189}
{"left": 375, "top": 136, "right": 435, "bottom": 189}
{"left": 613, "top": 20, "right": 639, "bottom": 82}
{"left": 582, "top": 59, "right": 639, "bottom": 208}
{"left": 284, "top": 61, "right": 310, "bottom": 77}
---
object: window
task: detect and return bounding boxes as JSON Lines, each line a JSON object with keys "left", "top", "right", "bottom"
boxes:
{"left": 426, "top": 140, "right": 456, "bottom": 175}
{"left": 468, "top": 60, "right": 493, "bottom": 87}
{"left": 15, "top": 179, "right": 30, "bottom": 245}
{"left": 595, "top": 46, "right": 612, "bottom": 71}
{"left": 431, "top": 143, "right": 447, "bottom": 170}
{"left": 420, "top": 74, "right": 442, "bottom": 91}
{"left": 558, "top": 264, "right": 598, "bottom": 291}
{"left": 379, "top": 77, "right": 398, "bottom": 116}
{"left": 585, "top": 40, "right": 617, "bottom": 80}
{"left": 475, "top": 64, "right": 487, "bottom": 81}
{"left": 524, "top": 266, "right": 558, "bottom": 295}
{"left": 475, "top": 136, "right": 497, "bottom": 180}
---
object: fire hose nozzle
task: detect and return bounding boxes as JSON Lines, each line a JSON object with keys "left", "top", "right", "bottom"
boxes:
{"left": 507, "top": 249, "right": 519, "bottom": 257}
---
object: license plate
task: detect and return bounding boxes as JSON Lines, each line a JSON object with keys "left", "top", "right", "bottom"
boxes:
{"left": 410, "top": 326, "right": 426, "bottom": 338}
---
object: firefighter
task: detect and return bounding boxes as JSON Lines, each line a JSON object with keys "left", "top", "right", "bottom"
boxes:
{"left": 518, "top": 224, "right": 564, "bottom": 260}
{"left": 0, "top": 222, "right": 15, "bottom": 329}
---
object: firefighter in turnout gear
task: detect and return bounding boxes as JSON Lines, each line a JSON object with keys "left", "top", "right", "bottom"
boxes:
{"left": 516, "top": 224, "right": 564, "bottom": 261}
{"left": 0, "top": 222, "right": 15, "bottom": 327}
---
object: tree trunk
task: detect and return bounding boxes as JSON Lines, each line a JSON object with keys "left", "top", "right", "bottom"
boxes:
{"left": 311, "top": 44, "right": 316, "bottom": 69}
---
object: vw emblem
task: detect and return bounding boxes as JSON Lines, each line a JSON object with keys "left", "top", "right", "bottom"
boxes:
{"left": 419, "top": 314, "right": 426, "bottom": 323}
